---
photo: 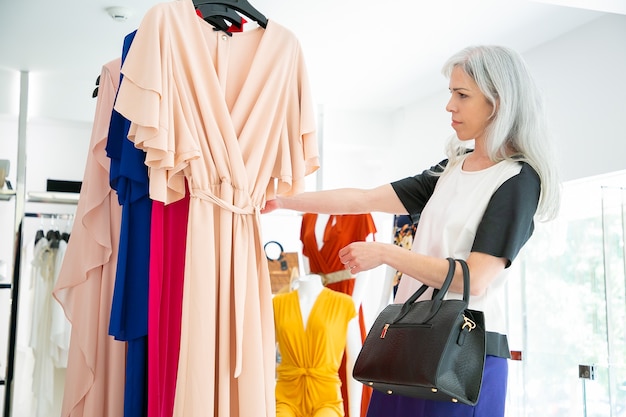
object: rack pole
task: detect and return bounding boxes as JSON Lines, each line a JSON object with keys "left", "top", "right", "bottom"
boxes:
{"left": 3, "top": 70, "right": 29, "bottom": 417}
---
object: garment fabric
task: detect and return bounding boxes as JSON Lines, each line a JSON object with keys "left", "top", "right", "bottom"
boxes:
{"left": 390, "top": 215, "right": 417, "bottom": 296}
{"left": 391, "top": 156, "right": 539, "bottom": 333}
{"left": 106, "top": 29, "right": 150, "bottom": 417}
{"left": 365, "top": 155, "right": 539, "bottom": 417}
{"left": 53, "top": 58, "right": 126, "bottom": 417}
{"left": 300, "top": 214, "right": 377, "bottom": 279}
{"left": 113, "top": 1, "right": 319, "bottom": 416}
{"left": 274, "top": 288, "right": 357, "bottom": 417}
{"left": 147, "top": 194, "right": 190, "bottom": 417}
{"left": 30, "top": 237, "right": 69, "bottom": 417}
{"left": 365, "top": 356, "right": 508, "bottom": 417}
{"left": 300, "top": 213, "right": 377, "bottom": 417}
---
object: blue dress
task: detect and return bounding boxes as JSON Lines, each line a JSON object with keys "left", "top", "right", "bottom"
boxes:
{"left": 106, "top": 29, "right": 151, "bottom": 417}
{"left": 365, "top": 356, "right": 508, "bottom": 417}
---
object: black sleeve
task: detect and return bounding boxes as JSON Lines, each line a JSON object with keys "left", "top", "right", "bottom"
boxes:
{"left": 472, "top": 163, "right": 541, "bottom": 267}
{"left": 390, "top": 159, "right": 448, "bottom": 224}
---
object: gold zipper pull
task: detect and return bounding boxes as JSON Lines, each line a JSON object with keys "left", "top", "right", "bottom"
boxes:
{"left": 380, "top": 323, "right": 390, "bottom": 339}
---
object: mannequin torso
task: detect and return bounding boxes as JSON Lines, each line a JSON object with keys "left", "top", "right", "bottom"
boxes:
{"left": 295, "top": 274, "right": 324, "bottom": 328}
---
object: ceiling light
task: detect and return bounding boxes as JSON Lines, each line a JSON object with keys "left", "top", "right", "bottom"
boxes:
{"left": 106, "top": 6, "right": 133, "bottom": 22}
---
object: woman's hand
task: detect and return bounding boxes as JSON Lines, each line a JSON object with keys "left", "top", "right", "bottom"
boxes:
{"left": 261, "top": 199, "right": 281, "bottom": 214}
{"left": 338, "top": 241, "right": 386, "bottom": 274}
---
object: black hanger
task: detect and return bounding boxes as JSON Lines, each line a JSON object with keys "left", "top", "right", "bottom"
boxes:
{"left": 92, "top": 74, "right": 100, "bottom": 98}
{"left": 196, "top": 4, "right": 243, "bottom": 36}
{"left": 199, "top": 4, "right": 243, "bottom": 28}
{"left": 193, "top": 0, "right": 267, "bottom": 29}
{"left": 35, "top": 229, "right": 45, "bottom": 246}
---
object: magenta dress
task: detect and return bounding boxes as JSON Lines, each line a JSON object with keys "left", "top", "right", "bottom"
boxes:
{"left": 147, "top": 190, "right": 190, "bottom": 417}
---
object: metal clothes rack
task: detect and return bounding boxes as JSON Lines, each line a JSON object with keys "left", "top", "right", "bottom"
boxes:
{"left": 1, "top": 222, "right": 21, "bottom": 417}
{"left": 1, "top": 71, "right": 28, "bottom": 417}
{"left": 23, "top": 212, "right": 75, "bottom": 220}
{"left": 2, "top": 210, "right": 76, "bottom": 416}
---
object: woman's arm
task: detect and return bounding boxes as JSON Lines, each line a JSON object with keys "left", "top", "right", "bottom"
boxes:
{"left": 338, "top": 242, "right": 506, "bottom": 297}
{"left": 263, "top": 184, "right": 408, "bottom": 215}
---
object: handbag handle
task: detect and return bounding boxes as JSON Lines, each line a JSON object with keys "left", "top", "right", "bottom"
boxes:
{"left": 393, "top": 258, "right": 470, "bottom": 324}
{"left": 434, "top": 258, "right": 470, "bottom": 302}
{"left": 264, "top": 240, "right": 291, "bottom": 272}
{"left": 263, "top": 240, "right": 285, "bottom": 261}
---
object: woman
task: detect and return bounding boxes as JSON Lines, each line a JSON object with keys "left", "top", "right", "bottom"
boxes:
{"left": 263, "top": 45, "right": 560, "bottom": 417}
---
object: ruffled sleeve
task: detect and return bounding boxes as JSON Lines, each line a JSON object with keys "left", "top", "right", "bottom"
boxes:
{"left": 271, "top": 38, "right": 319, "bottom": 199}
{"left": 114, "top": 2, "right": 199, "bottom": 204}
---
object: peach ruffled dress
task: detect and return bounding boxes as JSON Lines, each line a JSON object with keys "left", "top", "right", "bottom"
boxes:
{"left": 114, "top": 1, "right": 319, "bottom": 416}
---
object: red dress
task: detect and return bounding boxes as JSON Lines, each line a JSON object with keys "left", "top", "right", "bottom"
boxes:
{"left": 300, "top": 213, "right": 377, "bottom": 417}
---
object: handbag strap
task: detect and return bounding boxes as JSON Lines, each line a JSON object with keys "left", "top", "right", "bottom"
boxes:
{"left": 393, "top": 258, "right": 470, "bottom": 324}
{"left": 403, "top": 258, "right": 455, "bottom": 306}
{"left": 263, "top": 240, "right": 285, "bottom": 261}
{"left": 431, "top": 258, "right": 470, "bottom": 302}
{"left": 456, "top": 258, "right": 470, "bottom": 302}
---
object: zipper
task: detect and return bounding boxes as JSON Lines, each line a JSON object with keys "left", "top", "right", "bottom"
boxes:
{"left": 380, "top": 322, "right": 432, "bottom": 338}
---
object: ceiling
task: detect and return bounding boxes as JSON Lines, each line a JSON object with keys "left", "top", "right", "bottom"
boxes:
{"left": 0, "top": 0, "right": 621, "bottom": 113}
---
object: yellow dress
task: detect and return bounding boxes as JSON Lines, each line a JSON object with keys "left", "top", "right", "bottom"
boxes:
{"left": 274, "top": 288, "right": 357, "bottom": 417}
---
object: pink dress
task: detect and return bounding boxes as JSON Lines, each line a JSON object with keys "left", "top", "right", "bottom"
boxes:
{"left": 53, "top": 58, "right": 126, "bottom": 417}
{"left": 114, "top": 1, "right": 319, "bottom": 416}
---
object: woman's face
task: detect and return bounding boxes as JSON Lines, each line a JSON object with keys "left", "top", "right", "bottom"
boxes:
{"left": 446, "top": 66, "right": 494, "bottom": 143}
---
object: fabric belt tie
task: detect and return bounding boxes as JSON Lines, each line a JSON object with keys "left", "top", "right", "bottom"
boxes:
{"left": 190, "top": 187, "right": 260, "bottom": 215}
{"left": 318, "top": 269, "right": 352, "bottom": 285}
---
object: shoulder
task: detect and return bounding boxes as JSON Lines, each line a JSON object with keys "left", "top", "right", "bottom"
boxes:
{"left": 324, "top": 288, "right": 353, "bottom": 303}
{"left": 390, "top": 158, "right": 449, "bottom": 221}
{"left": 496, "top": 161, "right": 540, "bottom": 199}
{"left": 324, "top": 289, "right": 356, "bottom": 312}
{"left": 266, "top": 20, "right": 302, "bottom": 53}
{"left": 272, "top": 291, "right": 294, "bottom": 305}
{"left": 391, "top": 158, "right": 448, "bottom": 193}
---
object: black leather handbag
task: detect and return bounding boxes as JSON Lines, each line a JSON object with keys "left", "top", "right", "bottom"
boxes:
{"left": 352, "top": 258, "right": 486, "bottom": 405}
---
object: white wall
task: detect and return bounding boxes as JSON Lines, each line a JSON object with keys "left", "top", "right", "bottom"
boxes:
{"left": 526, "top": 13, "right": 626, "bottom": 182}
{"left": 0, "top": 115, "right": 19, "bottom": 279}
{"left": 23, "top": 118, "right": 92, "bottom": 192}
{"left": 0, "top": 69, "right": 20, "bottom": 116}
{"left": 319, "top": 107, "right": 396, "bottom": 188}
{"left": 28, "top": 70, "right": 99, "bottom": 123}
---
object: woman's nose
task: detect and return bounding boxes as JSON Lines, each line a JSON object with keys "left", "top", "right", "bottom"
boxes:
{"left": 445, "top": 98, "right": 454, "bottom": 112}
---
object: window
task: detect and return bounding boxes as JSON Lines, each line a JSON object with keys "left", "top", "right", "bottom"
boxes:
{"left": 506, "top": 171, "right": 626, "bottom": 416}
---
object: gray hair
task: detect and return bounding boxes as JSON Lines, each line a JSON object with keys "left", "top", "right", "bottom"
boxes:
{"left": 441, "top": 45, "right": 560, "bottom": 221}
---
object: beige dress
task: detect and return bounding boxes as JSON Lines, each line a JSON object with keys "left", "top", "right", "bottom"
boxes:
{"left": 114, "top": 1, "right": 319, "bottom": 416}
{"left": 53, "top": 58, "right": 126, "bottom": 417}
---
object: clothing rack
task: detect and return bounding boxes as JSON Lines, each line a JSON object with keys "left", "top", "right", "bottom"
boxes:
{"left": 24, "top": 212, "right": 75, "bottom": 220}
{"left": 3, "top": 211, "right": 75, "bottom": 416}
{"left": 2, "top": 221, "right": 21, "bottom": 417}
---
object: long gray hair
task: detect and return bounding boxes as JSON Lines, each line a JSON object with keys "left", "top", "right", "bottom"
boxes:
{"left": 441, "top": 45, "right": 560, "bottom": 221}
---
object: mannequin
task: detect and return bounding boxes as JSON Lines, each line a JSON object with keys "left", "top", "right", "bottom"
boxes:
{"left": 300, "top": 213, "right": 377, "bottom": 417}
{"left": 293, "top": 274, "right": 324, "bottom": 327}
{"left": 273, "top": 274, "right": 357, "bottom": 417}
